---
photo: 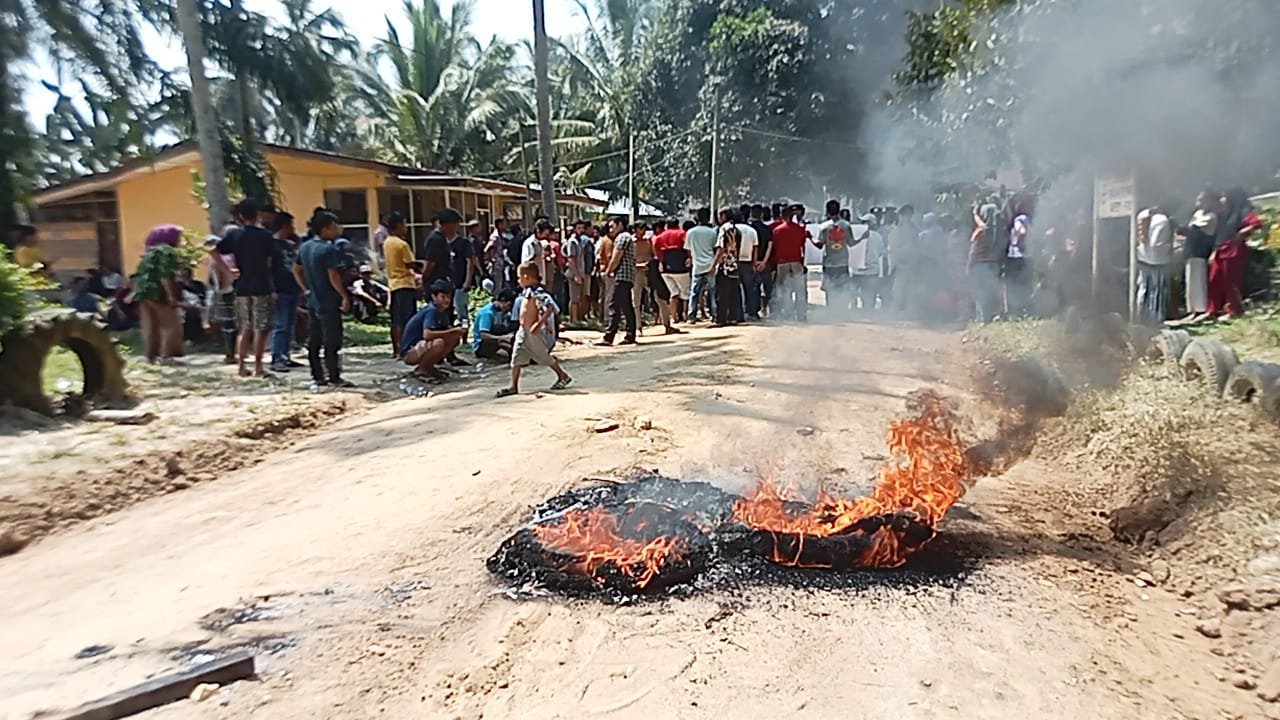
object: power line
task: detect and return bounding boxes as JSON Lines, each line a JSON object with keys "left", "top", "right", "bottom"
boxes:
{"left": 731, "top": 125, "right": 867, "bottom": 151}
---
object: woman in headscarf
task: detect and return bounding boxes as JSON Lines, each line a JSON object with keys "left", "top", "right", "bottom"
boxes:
{"left": 1206, "top": 187, "right": 1263, "bottom": 320}
{"left": 1171, "top": 190, "right": 1218, "bottom": 325}
{"left": 132, "top": 225, "right": 185, "bottom": 363}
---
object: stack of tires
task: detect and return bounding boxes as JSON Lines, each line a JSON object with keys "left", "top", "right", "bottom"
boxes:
{"left": 1149, "top": 328, "right": 1280, "bottom": 422}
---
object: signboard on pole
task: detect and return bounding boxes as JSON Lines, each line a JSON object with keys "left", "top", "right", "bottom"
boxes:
{"left": 1095, "top": 174, "right": 1136, "bottom": 219}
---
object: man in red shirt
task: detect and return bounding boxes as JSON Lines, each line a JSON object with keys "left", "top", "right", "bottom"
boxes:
{"left": 770, "top": 203, "right": 812, "bottom": 321}
{"left": 653, "top": 218, "right": 690, "bottom": 331}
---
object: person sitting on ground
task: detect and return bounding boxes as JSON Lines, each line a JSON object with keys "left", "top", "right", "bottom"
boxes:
{"left": 401, "top": 280, "right": 466, "bottom": 381}
{"left": 177, "top": 267, "right": 208, "bottom": 342}
{"left": 497, "top": 262, "right": 573, "bottom": 398}
{"left": 65, "top": 276, "right": 101, "bottom": 314}
{"left": 472, "top": 288, "right": 518, "bottom": 361}
{"left": 350, "top": 264, "right": 390, "bottom": 324}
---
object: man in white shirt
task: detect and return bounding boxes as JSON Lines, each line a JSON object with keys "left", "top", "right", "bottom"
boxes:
{"left": 521, "top": 219, "right": 553, "bottom": 286}
{"left": 850, "top": 213, "right": 888, "bottom": 311}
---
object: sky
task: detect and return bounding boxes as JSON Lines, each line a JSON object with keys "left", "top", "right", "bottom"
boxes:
{"left": 24, "top": 0, "right": 587, "bottom": 119}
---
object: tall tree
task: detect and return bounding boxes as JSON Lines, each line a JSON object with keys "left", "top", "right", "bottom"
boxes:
{"left": 0, "top": 0, "right": 159, "bottom": 228}
{"left": 176, "top": 0, "right": 231, "bottom": 231}
{"left": 532, "top": 0, "right": 556, "bottom": 220}
{"left": 362, "top": 0, "right": 528, "bottom": 173}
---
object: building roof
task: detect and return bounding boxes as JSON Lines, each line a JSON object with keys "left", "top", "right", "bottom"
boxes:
{"left": 32, "top": 142, "right": 602, "bottom": 207}
{"left": 583, "top": 189, "right": 664, "bottom": 218}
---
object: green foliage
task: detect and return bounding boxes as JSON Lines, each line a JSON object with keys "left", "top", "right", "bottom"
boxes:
{"left": 0, "top": 246, "right": 32, "bottom": 345}
{"left": 177, "top": 229, "right": 210, "bottom": 270}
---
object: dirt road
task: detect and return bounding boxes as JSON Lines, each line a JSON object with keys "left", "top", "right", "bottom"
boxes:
{"left": 0, "top": 318, "right": 1254, "bottom": 720}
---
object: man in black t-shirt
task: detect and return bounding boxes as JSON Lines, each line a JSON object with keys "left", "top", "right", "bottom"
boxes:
{"left": 422, "top": 208, "right": 460, "bottom": 289}
{"left": 748, "top": 204, "right": 773, "bottom": 319}
{"left": 450, "top": 220, "right": 482, "bottom": 323}
{"left": 212, "top": 198, "right": 283, "bottom": 377}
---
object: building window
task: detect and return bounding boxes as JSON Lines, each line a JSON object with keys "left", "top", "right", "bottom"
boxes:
{"left": 324, "top": 189, "right": 371, "bottom": 257}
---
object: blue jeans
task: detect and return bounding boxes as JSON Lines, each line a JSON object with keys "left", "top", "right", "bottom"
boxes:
{"left": 691, "top": 272, "right": 716, "bottom": 320}
{"left": 272, "top": 294, "right": 298, "bottom": 363}
{"left": 969, "top": 262, "right": 1001, "bottom": 323}
{"left": 453, "top": 288, "right": 471, "bottom": 328}
{"left": 738, "top": 262, "right": 758, "bottom": 320}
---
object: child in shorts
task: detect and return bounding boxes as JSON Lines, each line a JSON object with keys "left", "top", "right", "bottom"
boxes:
{"left": 496, "top": 262, "right": 573, "bottom": 398}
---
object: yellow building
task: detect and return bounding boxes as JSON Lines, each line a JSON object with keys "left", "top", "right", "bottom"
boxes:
{"left": 31, "top": 142, "right": 605, "bottom": 274}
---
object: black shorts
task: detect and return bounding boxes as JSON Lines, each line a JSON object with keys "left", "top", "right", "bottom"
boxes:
{"left": 475, "top": 338, "right": 506, "bottom": 359}
{"left": 390, "top": 288, "right": 417, "bottom": 328}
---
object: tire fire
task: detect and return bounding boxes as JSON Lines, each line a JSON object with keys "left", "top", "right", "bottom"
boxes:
{"left": 488, "top": 390, "right": 974, "bottom": 597}
{"left": 732, "top": 389, "right": 970, "bottom": 569}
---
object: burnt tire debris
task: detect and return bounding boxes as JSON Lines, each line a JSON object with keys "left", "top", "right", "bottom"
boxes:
{"left": 487, "top": 476, "right": 965, "bottom": 602}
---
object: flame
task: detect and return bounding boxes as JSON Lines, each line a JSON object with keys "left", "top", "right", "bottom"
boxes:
{"left": 531, "top": 505, "right": 688, "bottom": 589}
{"left": 733, "top": 390, "right": 970, "bottom": 568}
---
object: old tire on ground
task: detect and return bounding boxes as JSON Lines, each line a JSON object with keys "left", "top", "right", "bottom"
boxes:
{"left": 1128, "top": 326, "right": 1157, "bottom": 360}
{"left": 1223, "top": 360, "right": 1280, "bottom": 407}
{"left": 1179, "top": 338, "right": 1238, "bottom": 397}
{"left": 0, "top": 309, "right": 130, "bottom": 416}
{"left": 1148, "top": 329, "right": 1192, "bottom": 366}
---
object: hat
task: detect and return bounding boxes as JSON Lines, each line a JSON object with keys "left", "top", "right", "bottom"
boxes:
{"left": 335, "top": 237, "right": 350, "bottom": 247}
{"left": 204, "top": 234, "right": 221, "bottom": 247}
{"left": 858, "top": 213, "right": 877, "bottom": 223}
{"left": 358, "top": 264, "right": 372, "bottom": 273}
{"left": 466, "top": 218, "right": 480, "bottom": 227}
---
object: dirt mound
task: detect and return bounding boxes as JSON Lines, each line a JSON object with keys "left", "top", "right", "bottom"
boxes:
{"left": 0, "top": 395, "right": 364, "bottom": 556}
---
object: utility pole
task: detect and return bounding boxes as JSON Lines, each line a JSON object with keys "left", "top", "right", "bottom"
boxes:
{"left": 531, "top": 0, "right": 557, "bottom": 224}
{"left": 518, "top": 121, "right": 534, "bottom": 223}
{"left": 708, "top": 105, "right": 719, "bottom": 214}
{"left": 627, "top": 130, "right": 636, "bottom": 223}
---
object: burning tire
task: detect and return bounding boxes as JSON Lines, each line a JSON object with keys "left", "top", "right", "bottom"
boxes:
{"left": 739, "top": 513, "right": 937, "bottom": 570}
{"left": 1148, "top": 329, "right": 1191, "bottom": 366}
{"left": 1223, "top": 361, "right": 1280, "bottom": 412}
{"left": 487, "top": 501, "right": 714, "bottom": 596}
{"left": 1179, "top": 338, "right": 1239, "bottom": 396}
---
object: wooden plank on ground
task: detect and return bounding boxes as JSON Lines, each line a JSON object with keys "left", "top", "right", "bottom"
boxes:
{"left": 53, "top": 652, "right": 255, "bottom": 720}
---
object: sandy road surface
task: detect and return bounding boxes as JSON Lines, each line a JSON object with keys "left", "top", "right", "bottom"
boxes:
{"left": 0, "top": 318, "right": 1251, "bottom": 720}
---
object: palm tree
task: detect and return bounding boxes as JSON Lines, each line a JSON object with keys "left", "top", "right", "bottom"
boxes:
{"left": 543, "top": 0, "right": 655, "bottom": 190}
{"left": 0, "top": 0, "right": 159, "bottom": 228}
{"left": 176, "top": 0, "right": 231, "bottom": 231}
{"left": 362, "top": 0, "right": 528, "bottom": 173}
{"left": 532, "top": 0, "right": 556, "bottom": 219}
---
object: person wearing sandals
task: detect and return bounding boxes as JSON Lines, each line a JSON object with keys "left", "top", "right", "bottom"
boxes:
{"left": 497, "top": 262, "right": 573, "bottom": 398}
{"left": 402, "top": 280, "right": 465, "bottom": 382}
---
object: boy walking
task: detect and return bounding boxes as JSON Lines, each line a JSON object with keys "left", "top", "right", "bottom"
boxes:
{"left": 496, "top": 262, "right": 572, "bottom": 398}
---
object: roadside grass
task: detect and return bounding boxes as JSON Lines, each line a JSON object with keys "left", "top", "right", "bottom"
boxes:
{"left": 1187, "top": 301, "right": 1280, "bottom": 362}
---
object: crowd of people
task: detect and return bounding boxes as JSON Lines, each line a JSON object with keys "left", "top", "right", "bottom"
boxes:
{"left": 3, "top": 182, "right": 1268, "bottom": 395}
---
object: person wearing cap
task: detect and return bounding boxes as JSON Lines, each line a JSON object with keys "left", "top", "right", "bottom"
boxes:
{"left": 350, "top": 264, "right": 391, "bottom": 323}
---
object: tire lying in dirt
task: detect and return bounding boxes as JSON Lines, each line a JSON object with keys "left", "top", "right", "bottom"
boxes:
{"left": 1223, "top": 360, "right": 1280, "bottom": 412}
{"left": 1148, "top": 329, "right": 1192, "bottom": 366}
{"left": 1178, "top": 338, "right": 1239, "bottom": 397}
{"left": 0, "top": 309, "right": 130, "bottom": 416}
